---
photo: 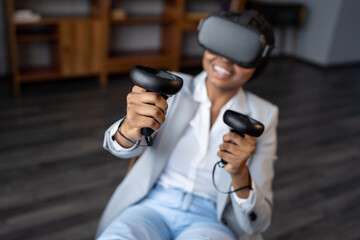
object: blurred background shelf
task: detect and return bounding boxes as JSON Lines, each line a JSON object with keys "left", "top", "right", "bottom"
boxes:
{"left": 6, "top": 0, "right": 246, "bottom": 95}
{"left": 110, "top": 16, "right": 176, "bottom": 25}
{"left": 18, "top": 66, "right": 61, "bottom": 82}
{"left": 6, "top": 0, "right": 106, "bottom": 95}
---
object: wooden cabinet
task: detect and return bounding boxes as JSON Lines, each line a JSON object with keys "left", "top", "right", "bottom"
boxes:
{"left": 58, "top": 19, "right": 103, "bottom": 76}
{"left": 6, "top": 0, "right": 106, "bottom": 94}
{"left": 103, "top": 0, "right": 183, "bottom": 77}
{"left": 6, "top": 0, "right": 245, "bottom": 94}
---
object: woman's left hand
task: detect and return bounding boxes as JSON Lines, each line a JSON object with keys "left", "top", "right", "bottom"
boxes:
{"left": 217, "top": 132, "right": 257, "bottom": 175}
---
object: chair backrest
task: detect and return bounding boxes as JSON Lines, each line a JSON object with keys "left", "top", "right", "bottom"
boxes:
{"left": 126, "top": 156, "right": 139, "bottom": 174}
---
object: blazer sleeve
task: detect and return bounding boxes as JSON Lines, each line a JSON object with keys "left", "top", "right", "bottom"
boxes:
{"left": 230, "top": 105, "right": 279, "bottom": 235}
{"left": 103, "top": 117, "right": 146, "bottom": 159}
{"left": 103, "top": 94, "right": 178, "bottom": 159}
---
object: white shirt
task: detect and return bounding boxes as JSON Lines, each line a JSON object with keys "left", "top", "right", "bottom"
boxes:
{"left": 111, "top": 73, "right": 255, "bottom": 208}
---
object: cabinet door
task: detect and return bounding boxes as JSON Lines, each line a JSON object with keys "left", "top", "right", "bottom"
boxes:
{"left": 59, "top": 19, "right": 102, "bottom": 76}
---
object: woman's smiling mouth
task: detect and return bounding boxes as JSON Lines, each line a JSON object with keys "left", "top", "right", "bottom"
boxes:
{"left": 213, "top": 65, "right": 231, "bottom": 77}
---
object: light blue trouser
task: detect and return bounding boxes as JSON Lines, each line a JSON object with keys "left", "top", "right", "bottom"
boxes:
{"left": 97, "top": 184, "right": 236, "bottom": 240}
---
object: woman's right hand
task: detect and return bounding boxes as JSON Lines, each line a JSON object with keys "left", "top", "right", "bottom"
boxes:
{"left": 114, "top": 85, "right": 169, "bottom": 148}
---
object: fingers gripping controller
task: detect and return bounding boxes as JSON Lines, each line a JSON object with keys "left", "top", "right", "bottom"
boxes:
{"left": 129, "top": 65, "right": 183, "bottom": 146}
{"left": 212, "top": 110, "right": 265, "bottom": 194}
{"left": 221, "top": 110, "right": 264, "bottom": 165}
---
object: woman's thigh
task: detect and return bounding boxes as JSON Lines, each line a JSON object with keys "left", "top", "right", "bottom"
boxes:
{"left": 97, "top": 204, "right": 171, "bottom": 240}
{"left": 175, "top": 222, "right": 236, "bottom": 240}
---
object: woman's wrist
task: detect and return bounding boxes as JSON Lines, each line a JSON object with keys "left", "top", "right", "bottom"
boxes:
{"left": 114, "top": 124, "right": 135, "bottom": 148}
{"left": 231, "top": 166, "right": 251, "bottom": 198}
{"left": 113, "top": 119, "right": 139, "bottom": 148}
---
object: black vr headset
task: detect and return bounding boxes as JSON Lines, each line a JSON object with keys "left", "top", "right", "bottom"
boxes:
{"left": 198, "top": 10, "right": 274, "bottom": 68}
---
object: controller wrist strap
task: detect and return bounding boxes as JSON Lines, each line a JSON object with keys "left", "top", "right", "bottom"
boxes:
{"left": 212, "top": 160, "right": 253, "bottom": 194}
{"left": 116, "top": 116, "right": 150, "bottom": 147}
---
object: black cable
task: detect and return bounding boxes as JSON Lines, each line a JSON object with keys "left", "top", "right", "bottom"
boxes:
{"left": 115, "top": 117, "right": 150, "bottom": 147}
{"left": 212, "top": 160, "right": 253, "bottom": 194}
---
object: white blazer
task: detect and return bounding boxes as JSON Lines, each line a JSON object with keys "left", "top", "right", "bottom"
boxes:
{"left": 97, "top": 71, "right": 279, "bottom": 240}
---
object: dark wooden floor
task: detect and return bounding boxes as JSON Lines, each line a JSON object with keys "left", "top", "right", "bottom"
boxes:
{"left": 0, "top": 58, "right": 359, "bottom": 240}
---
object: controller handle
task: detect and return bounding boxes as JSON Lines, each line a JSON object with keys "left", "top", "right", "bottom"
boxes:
{"left": 129, "top": 65, "right": 183, "bottom": 146}
{"left": 221, "top": 110, "right": 264, "bottom": 165}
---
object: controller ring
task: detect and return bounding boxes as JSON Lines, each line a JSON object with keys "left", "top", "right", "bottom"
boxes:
{"left": 223, "top": 110, "right": 264, "bottom": 138}
{"left": 130, "top": 65, "right": 183, "bottom": 95}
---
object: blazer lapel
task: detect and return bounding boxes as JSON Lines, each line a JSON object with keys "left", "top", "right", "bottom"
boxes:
{"left": 217, "top": 87, "right": 251, "bottom": 217}
{"left": 148, "top": 91, "right": 198, "bottom": 182}
{"left": 216, "top": 166, "right": 232, "bottom": 217}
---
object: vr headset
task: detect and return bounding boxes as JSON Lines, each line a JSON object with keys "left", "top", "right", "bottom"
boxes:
{"left": 198, "top": 10, "right": 274, "bottom": 68}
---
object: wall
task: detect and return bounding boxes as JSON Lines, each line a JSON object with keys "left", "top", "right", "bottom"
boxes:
{"left": 291, "top": 0, "right": 342, "bottom": 66}
{"left": 252, "top": 0, "right": 340, "bottom": 66}
{"left": 252, "top": 0, "right": 360, "bottom": 67}
{"left": 328, "top": 0, "right": 360, "bottom": 65}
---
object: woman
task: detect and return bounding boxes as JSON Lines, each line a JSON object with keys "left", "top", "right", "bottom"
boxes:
{"left": 97, "top": 10, "right": 278, "bottom": 240}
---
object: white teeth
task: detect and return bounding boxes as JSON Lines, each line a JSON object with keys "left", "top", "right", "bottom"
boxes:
{"left": 214, "top": 65, "right": 230, "bottom": 76}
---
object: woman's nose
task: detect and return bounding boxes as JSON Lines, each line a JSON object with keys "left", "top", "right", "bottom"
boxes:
{"left": 219, "top": 56, "right": 233, "bottom": 64}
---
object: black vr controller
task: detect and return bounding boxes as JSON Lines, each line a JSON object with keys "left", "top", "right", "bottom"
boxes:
{"left": 221, "top": 110, "right": 264, "bottom": 165}
{"left": 129, "top": 65, "right": 183, "bottom": 146}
